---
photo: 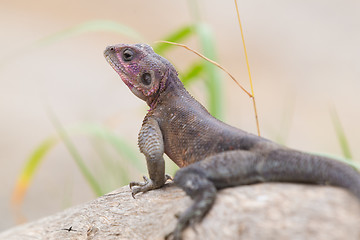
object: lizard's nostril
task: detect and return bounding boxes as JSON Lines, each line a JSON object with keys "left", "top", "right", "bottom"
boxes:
{"left": 107, "top": 46, "right": 115, "bottom": 52}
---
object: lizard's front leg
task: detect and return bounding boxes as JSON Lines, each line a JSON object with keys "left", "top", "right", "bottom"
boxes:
{"left": 130, "top": 117, "right": 170, "bottom": 197}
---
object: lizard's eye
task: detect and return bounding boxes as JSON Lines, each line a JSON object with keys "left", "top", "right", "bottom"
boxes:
{"left": 122, "top": 48, "right": 134, "bottom": 62}
{"left": 141, "top": 72, "right": 152, "bottom": 85}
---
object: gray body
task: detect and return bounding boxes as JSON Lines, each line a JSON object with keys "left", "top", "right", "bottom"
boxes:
{"left": 104, "top": 43, "right": 360, "bottom": 240}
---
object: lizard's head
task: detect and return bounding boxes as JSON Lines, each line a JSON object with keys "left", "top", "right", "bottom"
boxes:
{"left": 104, "top": 43, "right": 174, "bottom": 102}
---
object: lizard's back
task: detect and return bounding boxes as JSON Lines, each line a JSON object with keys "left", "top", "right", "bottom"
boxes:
{"left": 151, "top": 78, "right": 268, "bottom": 167}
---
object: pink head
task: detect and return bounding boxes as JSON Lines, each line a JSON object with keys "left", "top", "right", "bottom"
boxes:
{"left": 104, "top": 43, "right": 174, "bottom": 103}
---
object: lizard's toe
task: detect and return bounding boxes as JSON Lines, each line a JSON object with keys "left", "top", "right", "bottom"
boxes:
{"left": 165, "top": 174, "right": 173, "bottom": 181}
{"left": 129, "top": 176, "right": 149, "bottom": 189}
{"left": 130, "top": 186, "right": 142, "bottom": 198}
{"left": 165, "top": 229, "right": 182, "bottom": 240}
{"left": 129, "top": 177, "right": 165, "bottom": 198}
{"left": 129, "top": 174, "right": 171, "bottom": 196}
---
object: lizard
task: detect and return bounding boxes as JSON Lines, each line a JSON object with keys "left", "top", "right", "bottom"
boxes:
{"left": 103, "top": 43, "right": 360, "bottom": 240}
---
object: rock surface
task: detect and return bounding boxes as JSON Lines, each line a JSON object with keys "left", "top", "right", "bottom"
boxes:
{"left": 1, "top": 183, "right": 360, "bottom": 240}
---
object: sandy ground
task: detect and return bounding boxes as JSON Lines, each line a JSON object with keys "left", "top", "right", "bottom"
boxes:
{"left": 0, "top": 0, "right": 359, "bottom": 232}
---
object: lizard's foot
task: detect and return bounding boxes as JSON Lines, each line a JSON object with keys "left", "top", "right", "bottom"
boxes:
{"left": 165, "top": 167, "right": 217, "bottom": 240}
{"left": 129, "top": 174, "right": 172, "bottom": 198}
{"left": 165, "top": 210, "right": 203, "bottom": 240}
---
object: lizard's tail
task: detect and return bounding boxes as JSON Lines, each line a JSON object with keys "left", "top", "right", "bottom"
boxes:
{"left": 258, "top": 148, "right": 360, "bottom": 199}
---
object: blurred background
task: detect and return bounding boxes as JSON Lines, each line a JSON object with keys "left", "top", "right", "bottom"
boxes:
{"left": 0, "top": 0, "right": 359, "bottom": 231}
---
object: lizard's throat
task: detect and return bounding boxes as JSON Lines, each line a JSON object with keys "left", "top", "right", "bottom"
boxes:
{"left": 146, "top": 87, "right": 163, "bottom": 109}
{"left": 105, "top": 55, "right": 134, "bottom": 89}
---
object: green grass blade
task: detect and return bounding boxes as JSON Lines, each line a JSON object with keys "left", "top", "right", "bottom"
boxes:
{"left": 196, "top": 23, "right": 223, "bottom": 119}
{"left": 35, "top": 20, "right": 145, "bottom": 47}
{"left": 153, "top": 25, "right": 194, "bottom": 54}
{"left": 71, "top": 123, "right": 143, "bottom": 172}
{"left": 179, "top": 61, "right": 205, "bottom": 86}
{"left": 1, "top": 20, "right": 144, "bottom": 68}
{"left": 187, "top": 0, "right": 223, "bottom": 118}
{"left": 14, "top": 122, "right": 141, "bottom": 204}
{"left": 12, "top": 136, "right": 58, "bottom": 205}
{"left": 330, "top": 107, "right": 353, "bottom": 160}
{"left": 90, "top": 139, "right": 128, "bottom": 191}
{"left": 47, "top": 109, "right": 104, "bottom": 196}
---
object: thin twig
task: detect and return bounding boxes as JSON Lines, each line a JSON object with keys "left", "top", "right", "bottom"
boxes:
{"left": 155, "top": 40, "right": 252, "bottom": 98}
{"left": 234, "top": 0, "right": 261, "bottom": 136}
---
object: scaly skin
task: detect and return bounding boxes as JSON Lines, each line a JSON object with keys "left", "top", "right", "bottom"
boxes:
{"left": 104, "top": 43, "right": 360, "bottom": 240}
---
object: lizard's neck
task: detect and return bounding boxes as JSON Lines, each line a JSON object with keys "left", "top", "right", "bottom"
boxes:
{"left": 147, "top": 69, "right": 190, "bottom": 109}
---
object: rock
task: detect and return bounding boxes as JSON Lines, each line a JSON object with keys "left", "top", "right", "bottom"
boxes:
{"left": 1, "top": 183, "right": 359, "bottom": 240}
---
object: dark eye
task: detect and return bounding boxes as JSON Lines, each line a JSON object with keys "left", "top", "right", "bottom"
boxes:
{"left": 141, "top": 73, "right": 152, "bottom": 85}
{"left": 122, "top": 48, "right": 134, "bottom": 61}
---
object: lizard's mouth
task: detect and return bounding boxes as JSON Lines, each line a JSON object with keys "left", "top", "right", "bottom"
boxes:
{"left": 104, "top": 53, "right": 134, "bottom": 89}
{"left": 104, "top": 52, "right": 149, "bottom": 101}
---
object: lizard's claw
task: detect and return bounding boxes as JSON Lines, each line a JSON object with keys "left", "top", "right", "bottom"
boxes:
{"left": 164, "top": 218, "right": 187, "bottom": 240}
{"left": 165, "top": 174, "right": 173, "bottom": 181}
{"left": 129, "top": 174, "right": 172, "bottom": 198}
{"left": 165, "top": 230, "right": 181, "bottom": 240}
{"left": 165, "top": 206, "right": 205, "bottom": 240}
{"left": 129, "top": 176, "right": 150, "bottom": 189}
{"left": 129, "top": 176, "right": 150, "bottom": 198}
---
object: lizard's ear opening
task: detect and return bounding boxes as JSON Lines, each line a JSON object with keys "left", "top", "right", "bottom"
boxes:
{"left": 137, "top": 70, "right": 157, "bottom": 92}
{"left": 141, "top": 72, "right": 152, "bottom": 86}
{"left": 131, "top": 70, "right": 157, "bottom": 99}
